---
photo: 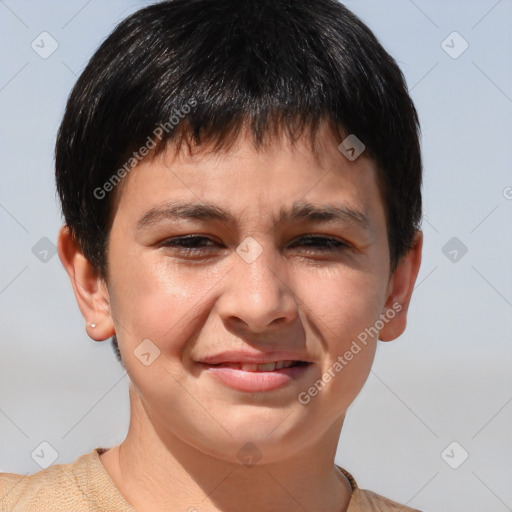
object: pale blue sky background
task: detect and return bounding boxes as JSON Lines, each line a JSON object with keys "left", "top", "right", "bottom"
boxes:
{"left": 1, "top": 1, "right": 511, "bottom": 511}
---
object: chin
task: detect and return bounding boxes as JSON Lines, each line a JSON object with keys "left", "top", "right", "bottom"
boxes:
{"left": 191, "top": 414, "right": 316, "bottom": 462}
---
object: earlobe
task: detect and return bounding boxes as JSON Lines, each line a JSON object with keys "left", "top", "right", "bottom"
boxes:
{"left": 57, "top": 225, "right": 115, "bottom": 341}
{"left": 379, "top": 230, "right": 423, "bottom": 342}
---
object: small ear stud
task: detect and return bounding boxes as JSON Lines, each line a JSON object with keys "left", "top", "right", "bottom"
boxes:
{"left": 90, "top": 323, "right": 97, "bottom": 328}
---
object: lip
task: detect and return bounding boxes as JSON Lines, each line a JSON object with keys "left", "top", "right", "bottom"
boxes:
{"left": 198, "top": 361, "right": 314, "bottom": 392}
{"left": 198, "top": 350, "right": 312, "bottom": 365}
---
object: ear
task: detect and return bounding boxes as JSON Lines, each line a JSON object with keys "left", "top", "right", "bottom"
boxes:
{"left": 57, "top": 225, "right": 115, "bottom": 341}
{"left": 379, "top": 230, "right": 423, "bottom": 342}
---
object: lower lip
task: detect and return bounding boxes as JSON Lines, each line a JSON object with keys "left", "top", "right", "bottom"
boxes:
{"left": 200, "top": 363, "right": 312, "bottom": 392}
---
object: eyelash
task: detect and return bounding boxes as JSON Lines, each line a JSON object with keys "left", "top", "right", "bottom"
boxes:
{"left": 160, "top": 234, "right": 350, "bottom": 255}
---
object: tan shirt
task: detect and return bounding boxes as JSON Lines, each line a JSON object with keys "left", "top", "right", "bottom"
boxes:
{"left": 0, "top": 448, "right": 421, "bottom": 511}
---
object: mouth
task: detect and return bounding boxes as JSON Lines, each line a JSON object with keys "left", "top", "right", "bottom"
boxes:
{"left": 198, "top": 360, "right": 313, "bottom": 392}
{"left": 207, "top": 360, "right": 309, "bottom": 372}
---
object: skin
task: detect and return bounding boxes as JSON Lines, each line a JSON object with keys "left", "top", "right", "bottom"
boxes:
{"left": 58, "top": 121, "right": 422, "bottom": 512}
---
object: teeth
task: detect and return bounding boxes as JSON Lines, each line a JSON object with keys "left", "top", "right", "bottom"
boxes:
{"left": 236, "top": 360, "right": 298, "bottom": 372}
{"left": 258, "top": 362, "right": 277, "bottom": 371}
{"left": 240, "top": 363, "right": 258, "bottom": 371}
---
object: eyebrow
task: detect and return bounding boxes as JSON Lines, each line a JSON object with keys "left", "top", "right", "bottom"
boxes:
{"left": 136, "top": 200, "right": 370, "bottom": 232}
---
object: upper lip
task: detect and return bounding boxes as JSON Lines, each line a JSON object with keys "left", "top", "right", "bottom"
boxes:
{"left": 197, "top": 350, "right": 312, "bottom": 365}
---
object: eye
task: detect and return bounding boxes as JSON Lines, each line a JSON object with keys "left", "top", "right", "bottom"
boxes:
{"left": 160, "top": 234, "right": 351, "bottom": 259}
{"left": 289, "top": 235, "right": 350, "bottom": 252}
{"left": 160, "top": 235, "right": 218, "bottom": 255}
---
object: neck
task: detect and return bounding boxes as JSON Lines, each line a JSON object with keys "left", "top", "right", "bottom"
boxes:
{"left": 100, "top": 385, "right": 353, "bottom": 512}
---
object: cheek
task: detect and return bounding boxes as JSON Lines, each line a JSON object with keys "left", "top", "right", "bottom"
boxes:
{"left": 295, "top": 267, "right": 384, "bottom": 408}
{"left": 108, "top": 252, "right": 227, "bottom": 357}
{"left": 301, "top": 262, "right": 386, "bottom": 342}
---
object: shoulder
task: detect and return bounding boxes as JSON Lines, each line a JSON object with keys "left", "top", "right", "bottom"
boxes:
{"left": 0, "top": 448, "right": 130, "bottom": 512}
{"left": 1, "top": 462, "right": 80, "bottom": 511}
{"left": 336, "top": 466, "right": 422, "bottom": 512}
{"left": 351, "top": 488, "right": 422, "bottom": 511}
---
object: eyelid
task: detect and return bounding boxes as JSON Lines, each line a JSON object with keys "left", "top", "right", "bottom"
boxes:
{"left": 290, "top": 234, "right": 351, "bottom": 247}
{"left": 160, "top": 234, "right": 353, "bottom": 252}
{"left": 159, "top": 234, "right": 217, "bottom": 248}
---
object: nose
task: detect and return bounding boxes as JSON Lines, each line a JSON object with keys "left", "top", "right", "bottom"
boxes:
{"left": 215, "top": 240, "right": 299, "bottom": 335}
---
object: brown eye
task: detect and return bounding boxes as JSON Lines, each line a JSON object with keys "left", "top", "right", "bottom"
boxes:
{"left": 290, "top": 235, "right": 350, "bottom": 252}
{"left": 160, "top": 235, "right": 218, "bottom": 254}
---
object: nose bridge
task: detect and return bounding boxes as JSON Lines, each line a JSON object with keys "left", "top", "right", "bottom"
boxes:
{"left": 218, "top": 237, "right": 297, "bottom": 331}
{"left": 238, "top": 240, "right": 281, "bottom": 298}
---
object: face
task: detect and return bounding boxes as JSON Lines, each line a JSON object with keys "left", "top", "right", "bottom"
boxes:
{"left": 104, "top": 123, "right": 395, "bottom": 463}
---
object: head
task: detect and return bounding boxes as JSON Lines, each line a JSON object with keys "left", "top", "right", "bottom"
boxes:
{"left": 57, "top": 0, "right": 422, "bottom": 463}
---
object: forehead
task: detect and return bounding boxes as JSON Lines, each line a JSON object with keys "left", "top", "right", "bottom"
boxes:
{"left": 110, "top": 123, "right": 386, "bottom": 234}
